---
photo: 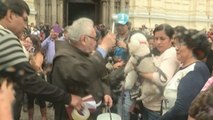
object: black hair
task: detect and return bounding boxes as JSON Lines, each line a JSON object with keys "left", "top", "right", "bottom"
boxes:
{"left": 127, "top": 22, "right": 132, "bottom": 30}
{"left": 174, "top": 26, "right": 187, "bottom": 33}
{"left": 173, "top": 25, "right": 187, "bottom": 40}
{"left": 28, "top": 35, "right": 41, "bottom": 54}
{"left": 153, "top": 23, "right": 174, "bottom": 39}
{"left": 0, "top": 0, "right": 30, "bottom": 20}
{"left": 189, "top": 85, "right": 213, "bottom": 120}
{"left": 96, "top": 24, "right": 110, "bottom": 40}
{"left": 177, "top": 29, "right": 210, "bottom": 60}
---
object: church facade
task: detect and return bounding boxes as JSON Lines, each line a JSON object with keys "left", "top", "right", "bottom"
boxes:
{"left": 25, "top": 0, "right": 213, "bottom": 30}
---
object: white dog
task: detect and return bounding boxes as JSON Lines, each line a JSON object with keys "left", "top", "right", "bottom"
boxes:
{"left": 124, "top": 32, "right": 161, "bottom": 103}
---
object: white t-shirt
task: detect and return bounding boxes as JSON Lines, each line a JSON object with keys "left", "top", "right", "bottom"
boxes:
{"left": 163, "top": 63, "right": 196, "bottom": 114}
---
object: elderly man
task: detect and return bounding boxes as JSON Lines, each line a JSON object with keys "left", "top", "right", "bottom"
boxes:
{"left": 51, "top": 18, "right": 115, "bottom": 120}
{"left": 0, "top": 0, "right": 82, "bottom": 119}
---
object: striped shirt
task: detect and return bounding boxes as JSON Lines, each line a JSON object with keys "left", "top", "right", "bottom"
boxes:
{"left": 0, "top": 25, "right": 28, "bottom": 71}
{"left": 0, "top": 26, "right": 71, "bottom": 110}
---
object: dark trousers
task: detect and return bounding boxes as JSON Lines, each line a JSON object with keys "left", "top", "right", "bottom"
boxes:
{"left": 13, "top": 89, "right": 24, "bottom": 120}
{"left": 27, "top": 93, "right": 46, "bottom": 108}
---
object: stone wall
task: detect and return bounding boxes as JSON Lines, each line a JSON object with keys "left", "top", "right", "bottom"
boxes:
{"left": 129, "top": 0, "right": 213, "bottom": 30}
{"left": 26, "top": 0, "right": 213, "bottom": 30}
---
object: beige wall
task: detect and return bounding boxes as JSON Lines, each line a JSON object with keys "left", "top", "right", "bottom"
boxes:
{"left": 129, "top": 0, "right": 213, "bottom": 30}
{"left": 26, "top": 0, "right": 213, "bottom": 30}
{"left": 24, "top": 0, "right": 36, "bottom": 25}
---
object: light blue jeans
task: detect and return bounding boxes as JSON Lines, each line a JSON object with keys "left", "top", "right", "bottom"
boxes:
{"left": 117, "top": 90, "right": 134, "bottom": 120}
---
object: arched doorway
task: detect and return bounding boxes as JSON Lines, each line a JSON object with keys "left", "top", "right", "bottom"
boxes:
{"left": 64, "top": 0, "right": 100, "bottom": 26}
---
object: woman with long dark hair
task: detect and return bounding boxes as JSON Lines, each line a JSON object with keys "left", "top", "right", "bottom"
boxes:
{"left": 25, "top": 35, "right": 47, "bottom": 120}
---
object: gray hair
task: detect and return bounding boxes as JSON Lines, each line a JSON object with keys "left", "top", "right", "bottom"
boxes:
{"left": 67, "top": 18, "right": 94, "bottom": 43}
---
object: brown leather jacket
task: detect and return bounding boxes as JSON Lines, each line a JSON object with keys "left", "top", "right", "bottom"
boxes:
{"left": 51, "top": 41, "right": 111, "bottom": 119}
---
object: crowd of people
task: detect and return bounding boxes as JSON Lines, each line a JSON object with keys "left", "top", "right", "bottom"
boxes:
{"left": 0, "top": 0, "right": 213, "bottom": 120}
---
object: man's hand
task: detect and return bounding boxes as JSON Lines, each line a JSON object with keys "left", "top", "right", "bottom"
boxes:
{"left": 0, "top": 80, "right": 15, "bottom": 105}
{"left": 117, "top": 40, "right": 127, "bottom": 49}
{"left": 0, "top": 81, "right": 14, "bottom": 120}
{"left": 70, "top": 94, "right": 83, "bottom": 111}
{"left": 113, "top": 61, "right": 125, "bottom": 69}
{"left": 99, "top": 33, "right": 116, "bottom": 52}
{"left": 104, "top": 94, "right": 113, "bottom": 108}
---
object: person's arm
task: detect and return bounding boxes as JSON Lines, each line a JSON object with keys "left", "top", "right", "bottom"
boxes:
{"left": 41, "top": 36, "right": 49, "bottom": 50}
{"left": 0, "top": 33, "right": 83, "bottom": 110}
{"left": 93, "top": 52, "right": 113, "bottom": 107}
{"left": 94, "top": 51, "right": 113, "bottom": 107}
{"left": 161, "top": 71, "right": 205, "bottom": 120}
{"left": 29, "top": 52, "right": 43, "bottom": 72}
{"left": 97, "top": 33, "right": 116, "bottom": 54}
{"left": 2, "top": 62, "right": 83, "bottom": 110}
{"left": 141, "top": 48, "right": 178, "bottom": 87}
{"left": 0, "top": 80, "right": 14, "bottom": 120}
{"left": 10, "top": 62, "right": 71, "bottom": 103}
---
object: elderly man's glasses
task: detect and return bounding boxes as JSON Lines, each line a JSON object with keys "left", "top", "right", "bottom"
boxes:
{"left": 85, "top": 35, "right": 98, "bottom": 41}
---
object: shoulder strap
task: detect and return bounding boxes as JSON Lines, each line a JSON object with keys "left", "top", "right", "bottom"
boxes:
{"left": 156, "top": 66, "right": 167, "bottom": 83}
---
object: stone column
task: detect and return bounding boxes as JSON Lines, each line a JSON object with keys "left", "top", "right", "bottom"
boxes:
{"left": 206, "top": 0, "right": 210, "bottom": 28}
{"left": 109, "top": 0, "right": 115, "bottom": 29}
{"left": 58, "top": 0, "right": 64, "bottom": 27}
{"left": 147, "top": 0, "right": 152, "bottom": 28}
{"left": 125, "top": 0, "right": 129, "bottom": 13}
{"left": 39, "top": 0, "right": 45, "bottom": 24}
{"left": 25, "top": 0, "right": 36, "bottom": 25}
{"left": 101, "top": 0, "right": 108, "bottom": 26}
{"left": 120, "top": 0, "right": 125, "bottom": 13}
{"left": 190, "top": 0, "right": 197, "bottom": 28}
{"left": 52, "top": 0, "right": 57, "bottom": 25}
{"left": 47, "top": 0, "right": 51, "bottom": 25}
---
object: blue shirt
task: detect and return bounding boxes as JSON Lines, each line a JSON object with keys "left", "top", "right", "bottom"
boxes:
{"left": 97, "top": 47, "right": 107, "bottom": 58}
{"left": 41, "top": 36, "right": 55, "bottom": 65}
